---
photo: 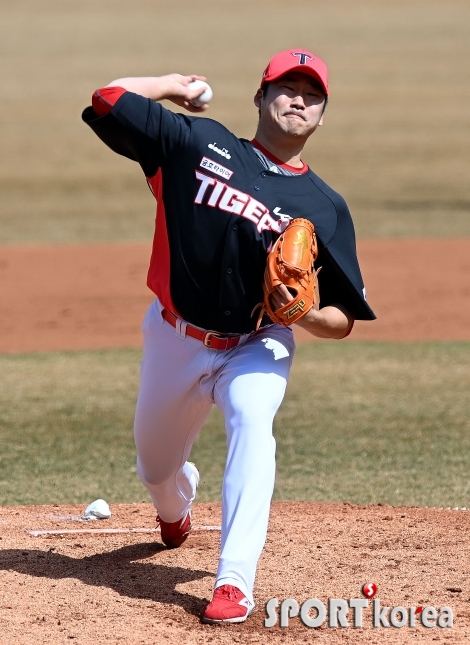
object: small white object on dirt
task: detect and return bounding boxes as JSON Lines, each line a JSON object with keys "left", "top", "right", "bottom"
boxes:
{"left": 83, "top": 499, "right": 111, "bottom": 520}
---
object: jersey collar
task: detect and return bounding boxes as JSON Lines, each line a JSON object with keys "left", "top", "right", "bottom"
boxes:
{"left": 250, "top": 139, "right": 309, "bottom": 174}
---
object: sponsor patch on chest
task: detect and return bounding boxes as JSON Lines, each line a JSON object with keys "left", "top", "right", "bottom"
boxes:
{"left": 200, "top": 156, "right": 234, "bottom": 180}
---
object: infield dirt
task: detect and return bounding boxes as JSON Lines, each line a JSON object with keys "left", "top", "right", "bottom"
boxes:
{"left": 1, "top": 237, "right": 470, "bottom": 353}
{"left": 0, "top": 502, "right": 468, "bottom": 644}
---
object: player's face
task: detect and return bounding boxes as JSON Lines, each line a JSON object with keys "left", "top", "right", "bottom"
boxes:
{"left": 255, "top": 73, "right": 326, "bottom": 141}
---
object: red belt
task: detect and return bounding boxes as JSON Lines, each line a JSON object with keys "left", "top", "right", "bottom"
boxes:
{"left": 162, "top": 309, "right": 242, "bottom": 351}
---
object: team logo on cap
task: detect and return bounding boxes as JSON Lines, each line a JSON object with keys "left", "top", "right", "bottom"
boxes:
{"left": 292, "top": 52, "right": 314, "bottom": 65}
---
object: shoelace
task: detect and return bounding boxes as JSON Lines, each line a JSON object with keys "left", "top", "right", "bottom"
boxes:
{"left": 215, "top": 585, "right": 240, "bottom": 602}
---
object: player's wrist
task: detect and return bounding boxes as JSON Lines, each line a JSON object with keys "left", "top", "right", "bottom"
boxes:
{"left": 295, "top": 307, "right": 322, "bottom": 330}
{"left": 145, "top": 75, "right": 180, "bottom": 102}
{"left": 295, "top": 306, "right": 351, "bottom": 339}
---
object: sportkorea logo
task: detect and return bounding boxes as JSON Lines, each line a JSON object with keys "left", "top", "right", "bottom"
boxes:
{"left": 264, "top": 583, "right": 454, "bottom": 630}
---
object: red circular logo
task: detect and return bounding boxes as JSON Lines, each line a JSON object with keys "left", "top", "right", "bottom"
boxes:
{"left": 362, "top": 583, "right": 377, "bottom": 598}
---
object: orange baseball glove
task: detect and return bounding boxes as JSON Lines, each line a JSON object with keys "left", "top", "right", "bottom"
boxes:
{"left": 253, "top": 218, "right": 321, "bottom": 329}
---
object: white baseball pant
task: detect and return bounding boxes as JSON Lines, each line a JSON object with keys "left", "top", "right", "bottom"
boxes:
{"left": 134, "top": 299, "right": 295, "bottom": 604}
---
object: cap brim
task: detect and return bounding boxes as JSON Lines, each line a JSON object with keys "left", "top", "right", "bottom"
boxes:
{"left": 262, "top": 66, "right": 328, "bottom": 95}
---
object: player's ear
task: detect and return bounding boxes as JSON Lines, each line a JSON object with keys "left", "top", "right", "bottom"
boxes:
{"left": 253, "top": 88, "right": 263, "bottom": 109}
{"left": 318, "top": 114, "right": 324, "bottom": 127}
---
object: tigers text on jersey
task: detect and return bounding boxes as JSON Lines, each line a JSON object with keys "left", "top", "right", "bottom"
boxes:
{"left": 83, "top": 90, "right": 375, "bottom": 334}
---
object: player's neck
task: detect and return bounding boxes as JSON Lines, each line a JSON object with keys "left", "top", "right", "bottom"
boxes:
{"left": 252, "top": 129, "right": 306, "bottom": 169}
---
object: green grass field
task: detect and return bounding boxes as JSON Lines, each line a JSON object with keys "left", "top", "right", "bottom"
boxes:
{"left": 1, "top": 343, "right": 469, "bottom": 508}
{"left": 1, "top": 0, "right": 469, "bottom": 244}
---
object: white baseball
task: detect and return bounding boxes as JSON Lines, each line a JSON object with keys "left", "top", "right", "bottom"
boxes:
{"left": 188, "top": 80, "right": 213, "bottom": 107}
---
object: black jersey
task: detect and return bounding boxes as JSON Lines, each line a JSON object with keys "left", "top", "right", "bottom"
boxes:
{"left": 82, "top": 91, "right": 375, "bottom": 334}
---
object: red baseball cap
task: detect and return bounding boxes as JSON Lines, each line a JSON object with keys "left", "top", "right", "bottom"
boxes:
{"left": 260, "top": 49, "right": 329, "bottom": 96}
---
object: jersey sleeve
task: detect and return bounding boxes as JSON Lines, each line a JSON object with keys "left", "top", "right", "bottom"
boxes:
{"left": 306, "top": 175, "right": 376, "bottom": 321}
{"left": 91, "top": 87, "right": 127, "bottom": 116}
{"left": 82, "top": 89, "right": 191, "bottom": 178}
{"left": 316, "top": 242, "right": 371, "bottom": 319}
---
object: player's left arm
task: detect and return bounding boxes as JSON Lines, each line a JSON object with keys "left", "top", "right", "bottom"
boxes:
{"left": 295, "top": 304, "right": 354, "bottom": 339}
{"left": 270, "top": 285, "right": 354, "bottom": 339}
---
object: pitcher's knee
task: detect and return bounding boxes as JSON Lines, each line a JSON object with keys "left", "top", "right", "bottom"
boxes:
{"left": 137, "top": 457, "right": 175, "bottom": 487}
{"left": 227, "top": 410, "right": 276, "bottom": 437}
{"left": 225, "top": 425, "right": 276, "bottom": 463}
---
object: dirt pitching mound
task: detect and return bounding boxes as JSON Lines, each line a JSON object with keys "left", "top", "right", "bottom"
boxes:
{"left": 1, "top": 238, "right": 470, "bottom": 353}
{"left": 0, "top": 502, "right": 468, "bottom": 644}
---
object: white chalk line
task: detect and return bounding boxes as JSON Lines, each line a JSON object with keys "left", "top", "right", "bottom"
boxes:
{"left": 26, "top": 525, "right": 222, "bottom": 537}
{"left": 45, "top": 514, "right": 86, "bottom": 521}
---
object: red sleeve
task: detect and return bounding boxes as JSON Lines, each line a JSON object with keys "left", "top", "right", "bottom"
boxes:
{"left": 92, "top": 86, "right": 127, "bottom": 116}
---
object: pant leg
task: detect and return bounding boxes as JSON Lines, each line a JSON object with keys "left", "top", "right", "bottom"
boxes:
{"left": 212, "top": 325, "right": 295, "bottom": 603}
{"left": 134, "top": 301, "right": 215, "bottom": 522}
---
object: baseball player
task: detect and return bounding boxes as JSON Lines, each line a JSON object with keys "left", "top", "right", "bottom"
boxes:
{"left": 82, "top": 48, "right": 375, "bottom": 624}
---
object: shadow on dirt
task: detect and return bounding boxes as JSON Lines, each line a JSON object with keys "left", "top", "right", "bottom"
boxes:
{"left": 0, "top": 542, "right": 214, "bottom": 617}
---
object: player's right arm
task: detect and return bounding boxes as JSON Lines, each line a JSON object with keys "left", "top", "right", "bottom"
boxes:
{"left": 106, "top": 74, "right": 209, "bottom": 113}
{"left": 83, "top": 75, "right": 203, "bottom": 177}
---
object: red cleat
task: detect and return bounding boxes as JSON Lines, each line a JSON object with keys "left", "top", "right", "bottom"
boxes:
{"left": 202, "top": 585, "right": 254, "bottom": 624}
{"left": 157, "top": 512, "right": 192, "bottom": 549}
